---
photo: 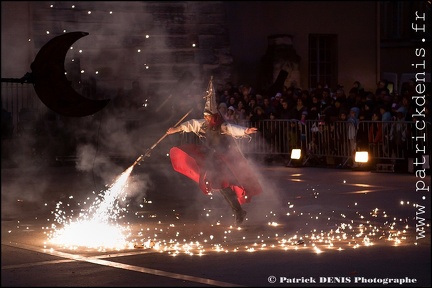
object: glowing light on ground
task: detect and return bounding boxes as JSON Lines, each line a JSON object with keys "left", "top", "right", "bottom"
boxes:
{"left": 48, "top": 165, "right": 135, "bottom": 251}
{"left": 48, "top": 220, "right": 130, "bottom": 250}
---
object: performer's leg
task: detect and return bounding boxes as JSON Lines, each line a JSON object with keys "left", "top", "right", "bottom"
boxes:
{"left": 219, "top": 187, "right": 247, "bottom": 226}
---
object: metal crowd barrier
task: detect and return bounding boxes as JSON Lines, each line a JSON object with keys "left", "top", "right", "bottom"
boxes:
{"left": 178, "top": 118, "right": 431, "bottom": 168}
{"left": 1, "top": 82, "right": 47, "bottom": 138}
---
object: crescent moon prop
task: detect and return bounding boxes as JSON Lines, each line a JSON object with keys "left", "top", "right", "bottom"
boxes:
{"left": 30, "top": 31, "right": 110, "bottom": 117}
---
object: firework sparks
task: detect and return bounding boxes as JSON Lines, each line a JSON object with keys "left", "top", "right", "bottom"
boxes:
{"left": 48, "top": 165, "right": 135, "bottom": 251}
{"left": 39, "top": 164, "right": 426, "bottom": 256}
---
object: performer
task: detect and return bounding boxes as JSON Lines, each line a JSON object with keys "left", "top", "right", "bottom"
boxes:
{"left": 166, "top": 78, "right": 262, "bottom": 226}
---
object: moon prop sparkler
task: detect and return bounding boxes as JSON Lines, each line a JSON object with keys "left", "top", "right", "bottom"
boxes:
{"left": 30, "top": 31, "right": 110, "bottom": 117}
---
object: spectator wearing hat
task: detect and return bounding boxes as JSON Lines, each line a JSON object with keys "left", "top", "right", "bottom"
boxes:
{"left": 218, "top": 102, "right": 228, "bottom": 120}
{"left": 272, "top": 92, "right": 283, "bottom": 114}
{"left": 226, "top": 105, "right": 238, "bottom": 124}
{"left": 249, "top": 106, "right": 267, "bottom": 130}
{"left": 273, "top": 92, "right": 282, "bottom": 103}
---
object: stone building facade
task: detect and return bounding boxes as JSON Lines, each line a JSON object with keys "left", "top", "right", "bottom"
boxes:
{"left": 3, "top": 1, "right": 235, "bottom": 101}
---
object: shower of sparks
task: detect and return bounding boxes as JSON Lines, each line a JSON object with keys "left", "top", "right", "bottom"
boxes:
{"left": 48, "top": 165, "right": 135, "bottom": 251}
{"left": 37, "top": 170, "right": 428, "bottom": 256}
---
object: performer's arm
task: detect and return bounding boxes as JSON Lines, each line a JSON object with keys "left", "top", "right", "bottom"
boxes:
{"left": 245, "top": 127, "right": 258, "bottom": 134}
{"left": 223, "top": 123, "right": 258, "bottom": 137}
{"left": 167, "top": 119, "right": 204, "bottom": 134}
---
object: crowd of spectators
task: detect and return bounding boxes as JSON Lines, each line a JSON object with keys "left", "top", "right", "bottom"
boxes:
{"left": 213, "top": 78, "right": 430, "bottom": 127}
{"left": 2, "top": 76, "right": 430, "bottom": 169}
{"left": 209, "top": 78, "right": 430, "bottom": 167}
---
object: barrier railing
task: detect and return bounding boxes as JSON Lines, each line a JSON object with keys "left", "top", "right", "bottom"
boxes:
{"left": 1, "top": 82, "right": 47, "bottom": 138}
{"left": 177, "top": 119, "right": 431, "bottom": 168}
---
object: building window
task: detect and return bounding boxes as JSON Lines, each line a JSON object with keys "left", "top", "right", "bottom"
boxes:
{"left": 381, "top": 1, "right": 431, "bottom": 43}
{"left": 308, "top": 34, "right": 338, "bottom": 89}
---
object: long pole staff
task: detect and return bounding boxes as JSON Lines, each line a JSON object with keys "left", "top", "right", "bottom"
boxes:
{"left": 132, "top": 108, "right": 193, "bottom": 166}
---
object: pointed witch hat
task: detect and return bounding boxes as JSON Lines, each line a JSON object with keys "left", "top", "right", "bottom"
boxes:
{"left": 203, "top": 76, "right": 218, "bottom": 115}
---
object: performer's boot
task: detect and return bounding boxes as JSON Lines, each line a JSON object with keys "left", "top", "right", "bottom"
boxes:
{"left": 219, "top": 187, "right": 247, "bottom": 226}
